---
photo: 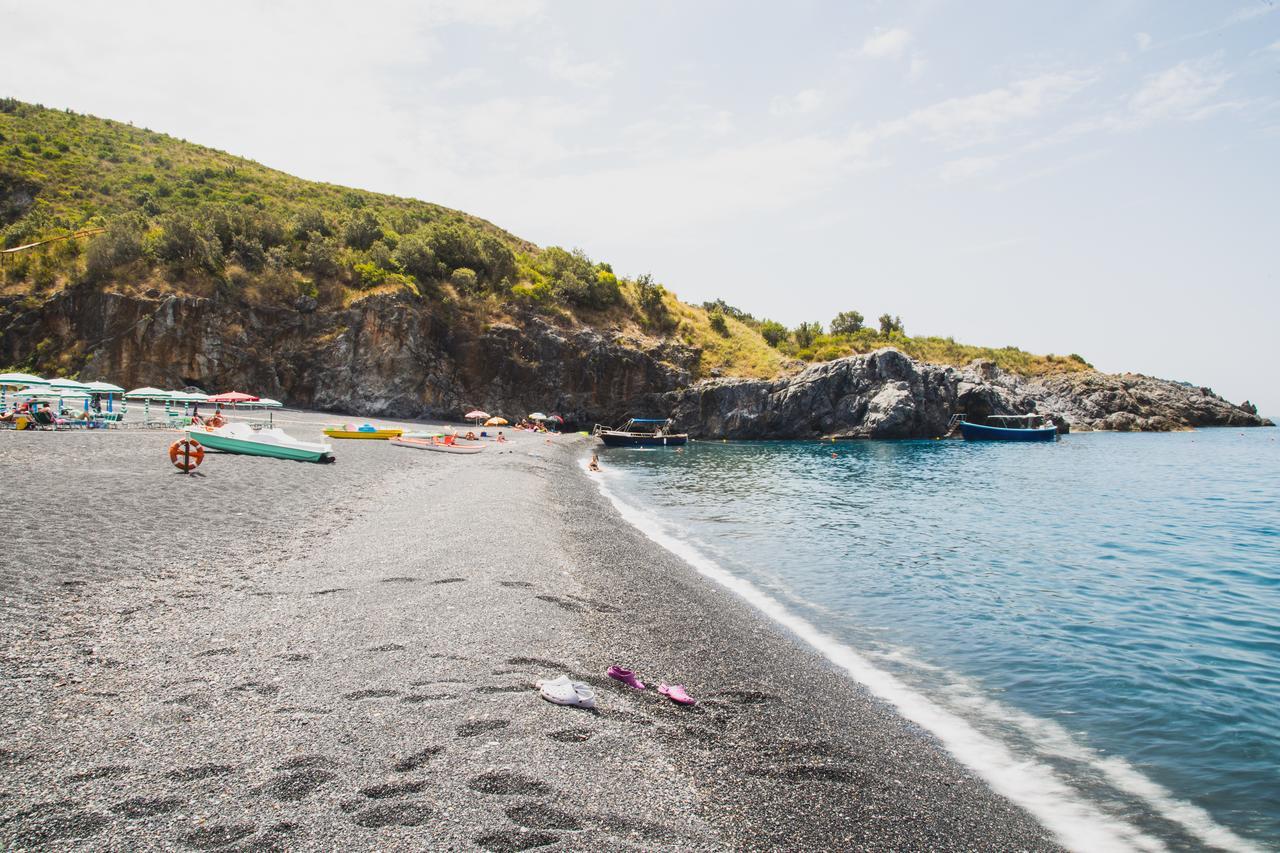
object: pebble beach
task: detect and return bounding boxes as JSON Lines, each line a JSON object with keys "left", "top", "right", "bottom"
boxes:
{"left": 0, "top": 411, "right": 1060, "bottom": 851}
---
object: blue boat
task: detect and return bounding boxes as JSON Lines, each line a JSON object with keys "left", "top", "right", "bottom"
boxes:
{"left": 593, "top": 417, "right": 688, "bottom": 447}
{"left": 958, "top": 414, "right": 1059, "bottom": 442}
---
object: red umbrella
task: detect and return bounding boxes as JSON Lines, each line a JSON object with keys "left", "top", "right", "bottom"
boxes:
{"left": 207, "top": 391, "right": 260, "bottom": 403}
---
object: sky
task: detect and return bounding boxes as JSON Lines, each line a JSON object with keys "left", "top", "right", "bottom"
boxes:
{"left": 3, "top": 1, "right": 1277, "bottom": 414}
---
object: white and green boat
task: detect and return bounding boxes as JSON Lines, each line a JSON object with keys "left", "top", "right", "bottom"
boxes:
{"left": 186, "top": 423, "right": 334, "bottom": 463}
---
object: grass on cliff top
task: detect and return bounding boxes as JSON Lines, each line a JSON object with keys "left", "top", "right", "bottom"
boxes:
{"left": 785, "top": 329, "right": 1091, "bottom": 376}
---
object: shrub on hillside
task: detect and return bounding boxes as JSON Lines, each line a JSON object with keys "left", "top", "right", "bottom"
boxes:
{"left": 831, "top": 310, "right": 864, "bottom": 335}
{"left": 148, "top": 211, "right": 223, "bottom": 274}
{"left": 759, "top": 319, "right": 787, "bottom": 347}
{"left": 793, "top": 321, "right": 823, "bottom": 348}
{"left": 343, "top": 211, "right": 383, "bottom": 250}
{"left": 878, "top": 313, "right": 905, "bottom": 335}
{"left": 393, "top": 234, "right": 439, "bottom": 281}
{"left": 709, "top": 311, "right": 729, "bottom": 336}
{"left": 450, "top": 267, "right": 478, "bottom": 294}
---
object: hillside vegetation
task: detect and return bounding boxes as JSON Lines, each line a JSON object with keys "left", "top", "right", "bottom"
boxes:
{"left": 0, "top": 98, "right": 1084, "bottom": 380}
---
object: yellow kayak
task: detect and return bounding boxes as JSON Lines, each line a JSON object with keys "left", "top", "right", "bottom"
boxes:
{"left": 322, "top": 423, "right": 404, "bottom": 440}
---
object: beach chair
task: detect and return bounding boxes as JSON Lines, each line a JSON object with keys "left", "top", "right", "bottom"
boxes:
{"left": 30, "top": 410, "right": 57, "bottom": 430}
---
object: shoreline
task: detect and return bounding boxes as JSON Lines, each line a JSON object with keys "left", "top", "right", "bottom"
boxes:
{"left": 1, "top": 417, "right": 1058, "bottom": 850}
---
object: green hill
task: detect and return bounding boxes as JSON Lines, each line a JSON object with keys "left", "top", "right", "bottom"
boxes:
{"left": 0, "top": 98, "right": 1086, "bottom": 379}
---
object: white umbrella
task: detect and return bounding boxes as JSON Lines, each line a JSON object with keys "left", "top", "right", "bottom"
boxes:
{"left": 125, "top": 387, "right": 172, "bottom": 424}
{"left": 528, "top": 412, "right": 548, "bottom": 420}
{"left": 0, "top": 373, "right": 44, "bottom": 411}
{"left": 257, "top": 398, "right": 283, "bottom": 408}
{"left": 84, "top": 381, "right": 124, "bottom": 413}
{"left": 46, "top": 377, "right": 90, "bottom": 391}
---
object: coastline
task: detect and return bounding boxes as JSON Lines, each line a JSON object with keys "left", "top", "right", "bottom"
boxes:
{"left": 1, "top": 416, "right": 1057, "bottom": 850}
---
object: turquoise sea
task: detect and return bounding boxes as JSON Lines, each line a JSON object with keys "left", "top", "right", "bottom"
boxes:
{"left": 594, "top": 427, "right": 1279, "bottom": 852}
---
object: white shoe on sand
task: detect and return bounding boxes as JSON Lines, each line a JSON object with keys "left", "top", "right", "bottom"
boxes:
{"left": 535, "top": 675, "right": 596, "bottom": 709}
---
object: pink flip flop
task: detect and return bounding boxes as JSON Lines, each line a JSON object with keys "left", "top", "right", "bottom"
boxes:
{"left": 658, "top": 683, "right": 695, "bottom": 706}
{"left": 606, "top": 665, "right": 645, "bottom": 690}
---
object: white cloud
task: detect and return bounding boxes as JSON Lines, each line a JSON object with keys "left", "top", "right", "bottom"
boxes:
{"left": 1129, "top": 58, "right": 1231, "bottom": 121}
{"left": 770, "top": 88, "right": 826, "bottom": 116}
{"left": 538, "top": 47, "right": 616, "bottom": 87}
{"left": 939, "top": 155, "right": 1004, "bottom": 183}
{"left": 1268, "top": 39, "right": 1280, "bottom": 52}
{"left": 1136, "top": 32, "right": 1153, "bottom": 52}
{"left": 1224, "top": 4, "right": 1276, "bottom": 25}
{"left": 861, "top": 27, "right": 913, "bottom": 59}
{"left": 889, "top": 71, "right": 1096, "bottom": 144}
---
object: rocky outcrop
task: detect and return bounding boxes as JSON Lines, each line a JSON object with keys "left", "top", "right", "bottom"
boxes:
{"left": 0, "top": 286, "right": 695, "bottom": 425}
{"left": 665, "top": 349, "right": 1272, "bottom": 439}
{"left": 1, "top": 287, "right": 1270, "bottom": 437}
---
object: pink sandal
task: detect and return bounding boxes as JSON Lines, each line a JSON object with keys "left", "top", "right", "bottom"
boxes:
{"left": 606, "top": 665, "right": 645, "bottom": 690}
{"left": 658, "top": 683, "right": 695, "bottom": 706}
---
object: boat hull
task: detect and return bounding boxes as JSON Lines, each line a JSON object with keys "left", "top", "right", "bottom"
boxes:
{"left": 322, "top": 428, "right": 403, "bottom": 440}
{"left": 187, "top": 429, "right": 333, "bottom": 462}
{"left": 959, "top": 422, "right": 1058, "bottom": 442}
{"left": 598, "top": 432, "right": 688, "bottom": 447}
{"left": 389, "top": 437, "right": 484, "bottom": 454}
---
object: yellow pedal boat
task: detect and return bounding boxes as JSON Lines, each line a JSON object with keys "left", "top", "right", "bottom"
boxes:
{"left": 322, "top": 423, "right": 404, "bottom": 440}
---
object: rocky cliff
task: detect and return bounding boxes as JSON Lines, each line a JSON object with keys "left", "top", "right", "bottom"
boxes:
{"left": 1, "top": 288, "right": 1269, "bottom": 437}
{"left": 665, "top": 348, "right": 1271, "bottom": 438}
{"left": 0, "top": 286, "right": 692, "bottom": 426}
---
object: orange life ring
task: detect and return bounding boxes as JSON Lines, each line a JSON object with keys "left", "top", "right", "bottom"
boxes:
{"left": 169, "top": 438, "right": 205, "bottom": 471}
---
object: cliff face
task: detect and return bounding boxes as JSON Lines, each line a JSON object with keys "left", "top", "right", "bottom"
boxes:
{"left": 664, "top": 349, "right": 1272, "bottom": 438}
{"left": 1, "top": 289, "right": 1269, "bottom": 436}
{"left": 0, "top": 286, "right": 694, "bottom": 425}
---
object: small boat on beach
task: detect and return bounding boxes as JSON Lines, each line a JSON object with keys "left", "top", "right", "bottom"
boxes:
{"left": 957, "top": 414, "right": 1058, "bottom": 442}
{"left": 322, "top": 424, "right": 404, "bottom": 440}
{"left": 593, "top": 417, "right": 688, "bottom": 447}
{"left": 389, "top": 435, "right": 485, "bottom": 454}
{"left": 188, "top": 423, "right": 334, "bottom": 462}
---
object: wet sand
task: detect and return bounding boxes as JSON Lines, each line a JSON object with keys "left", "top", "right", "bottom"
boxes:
{"left": 0, "top": 413, "right": 1059, "bottom": 851}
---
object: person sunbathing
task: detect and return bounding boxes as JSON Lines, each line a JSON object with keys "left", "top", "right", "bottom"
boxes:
{"left": 206, "top": 410, "right": 227, "bottom": 428}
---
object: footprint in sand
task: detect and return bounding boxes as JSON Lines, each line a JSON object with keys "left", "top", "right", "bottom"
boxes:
{"left": 456, "top": 719, "right": 510, "bottom": 737}
{"left": 359, "top": 780, "right": 430, "bottom": 799}
{"left": 534, "top": 595, "right": 587, "bottom": 613}
{"left": 367, "top": 643, "right": 406, "bottom": 653}
{"left": 432, "top": 577, "right": 467, "bottom": 585}
{"left": 504, "top": 802, "right": 583, "bottom": 830}
{"left": 474, "top": 830, "right": 560, "bottom": 852}
{"left": 351, "top": 802, "right": 433, "bottom": 828}
{"left": 65, "top": 765, "right": 130, "bottom": 783}
{"left": 747, "top": 764, "right": 863, "bottom": 785}
{"left": 230, "top": 681, "right": 280, "bottom": 696}
{"left": 276, "top": 755, "right": 334, "bottom": 770}
{"left": 474, "top": 685, "right": 528, "bottom": 695}
{"left": 343, "top": 688, "right": 401, "bottom": 700}
{"left": 467, "top": 770, "right": 552, "bottom": 796}
{"left": 193, "top": 646, "right": 236, "bottom": 657}
{"left": 391, "top": 746, "right": 444, "bottom": 772}
{"left": 276, "top": 652, "right": 311, "bottom": 662}
{"left": 178, "top": 823, "right": 256, "bottom": 849}
{"left": 111, "top": 797, "right": 183, "bottom": 818}
{"left": 506, "top": 656, "right": 567, "bottom": 670}
{"left": 497, "top": 580, "right": 534, "bottom": 588}
{"left": 564, "top": 593, "right": 622, "bottom": 613}
{"left": 380, "top": 576, "right": 421, "bottom": 584}
{"left": 167, "top": 764, "right": 235, "bottom": 782}
{"left": 308, "top": 588, "right": 348, "bottom": 596}
{"left": 260, "top": 768, "right": 336, "bottom": 801}
{"left": 546, "top": 728, "right": 594, "bottom": 743}
{"left": 716, "top": 690, "right": 778, "bottom": 706}
{"left": 12, "top": 810, "right": 110, "bottom": 846}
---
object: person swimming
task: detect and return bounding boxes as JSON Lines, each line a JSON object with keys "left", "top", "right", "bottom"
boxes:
{"left": 588, "top": 453, "right": 601, "bottom": 472}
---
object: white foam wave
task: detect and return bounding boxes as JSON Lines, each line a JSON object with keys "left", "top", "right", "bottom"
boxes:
{"left": 588, "top": 459, "right": 1262, "bottom": 853}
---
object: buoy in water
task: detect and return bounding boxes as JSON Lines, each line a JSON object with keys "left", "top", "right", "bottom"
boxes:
{"left": 169, "top": 438, "right": 205, "bottom": 472}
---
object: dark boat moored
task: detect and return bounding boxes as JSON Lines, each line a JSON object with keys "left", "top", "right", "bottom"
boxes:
{"left": 593, "top": 417, "right": 688, "bottom": 447}
{"left": 957, "top": 414, "right": 1059, "bottom": 442}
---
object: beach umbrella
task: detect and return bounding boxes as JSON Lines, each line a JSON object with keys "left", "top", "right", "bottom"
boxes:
{"left": 0, "top": 372, "right": 45, "bottom": 411}
{"left": 465, "top": 409, "right": 490, "bottom": 426}
{"left": 257, "top": 398, "right": 283, "bottom": 408}
{"left": 484, "top": 417, "right": 508, "bottom": 426}
{"left": 125, "top": 386, "right": 172, "bottom": 422}
{"left": 528, "top": 412, "right": 547, "bottom": 421}
{"left": 84, "top": 381, "right": 124, "bottom": 412}
{"left": 207, "top": 391, "right": 259, "bottom": 404}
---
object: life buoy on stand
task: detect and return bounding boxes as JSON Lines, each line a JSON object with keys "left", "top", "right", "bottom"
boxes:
{"left": 169, "top": 438, "right": 205, "bottom": 472}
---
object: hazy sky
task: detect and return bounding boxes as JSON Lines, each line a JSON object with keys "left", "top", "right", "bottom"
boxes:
{"left": 4, "top": 1, "right": 1277, "bottom": 413}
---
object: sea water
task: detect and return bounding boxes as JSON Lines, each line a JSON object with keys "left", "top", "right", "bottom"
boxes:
{"left": 593, "top": 428, "right": 1280, "bottom": 852}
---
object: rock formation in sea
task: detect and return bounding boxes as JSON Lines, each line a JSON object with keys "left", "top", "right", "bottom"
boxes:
{"left": 665, "top": 348, "right": 1271, "bottom": 438}
{"left": 2, "top": 288, "right": 1269, "bottom": 437}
